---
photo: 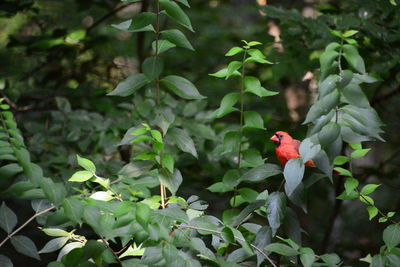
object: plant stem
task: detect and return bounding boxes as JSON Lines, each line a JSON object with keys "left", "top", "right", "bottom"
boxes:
{"left": 232, "top": 49, "right": 248, "bottom": 207}
{"left": 0, "top": 206, "right": 55, "bottom": 248}
{"left": 176, "top": 224, "right": 277, "bottom": 267}
{"left": 357, "top": 190, "right": 399, "bottom": 225}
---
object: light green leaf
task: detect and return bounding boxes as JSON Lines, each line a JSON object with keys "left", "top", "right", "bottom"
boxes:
{"left": 107, "top": 73, "right": 149, "bottom": 97}
{"left": 226, "top": 61, "right": 242, "bottom": 79}
{"left": 367, "top": 206, "right": 378, "bottom": 220}
{"left": 360, "top": 184, "right": 381, "bottom": 195}
{"left": 161, "top": 29, "right": 194, "bottom": 50}
{"left": 90, "top": 191, "right": 113, "bottom": 201}
{"left": 161, "top": 75, "right": 205, "bottom": 100}
{"left": 161, "top": 154, "right": 174, "bottom": 173}
{"left": 351, "top": 148, "right": 371, "bottom": 159}
{"left": 76, "top": 155, "right": 96, "bottom": 173}
{"left": 344, "top": 177, "right": 359, "bottom": 195}
{"left": 300, "top": 247, "right": 316, "bottom": 267}
{"left": 244, "top": 76, "right": 278, "bottom": 97}
{"left": 225, "top": 47, "right": 243, "bottom": 56}
{"left": 334, "top": 156, "right": 350, "bottom": 165}
{"left": 68, "top": 170, "right": 93, "bottom": 182}
{"left": 334, "top": 167, "right": 352, "bottom": 176}
{"left": 42, "top": 228, "right": 70, "bottom": 237}
{"left": 209, "top": 68, "right": 241, "bottom": 78}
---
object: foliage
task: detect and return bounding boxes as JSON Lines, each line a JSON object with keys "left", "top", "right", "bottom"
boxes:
{"left": 1, "top": 0, "right": 400, "bottom": 266}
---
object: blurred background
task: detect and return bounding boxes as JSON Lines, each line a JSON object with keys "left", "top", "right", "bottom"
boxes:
{"left": 1, "top": 0, "right": 399, "bottom": 265}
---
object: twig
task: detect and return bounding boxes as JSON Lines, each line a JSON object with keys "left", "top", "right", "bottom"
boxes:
{"left": 176, "top": 224, "right": 277, "bottom": 267}
{"left": 99, "top": 236, "right": 122, "bottom": 264}
{"left": 0, "top": 206, "right": 55, "bottom": 248}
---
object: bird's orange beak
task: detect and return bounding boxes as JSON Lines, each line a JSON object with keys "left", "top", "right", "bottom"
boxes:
{"left": 270, "top": 134, "right": 279, "bottom": 142}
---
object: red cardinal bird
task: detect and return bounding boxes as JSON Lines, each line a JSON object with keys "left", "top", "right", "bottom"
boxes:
{"left": 270, "top": 131, "right": 316, "bottom": 167}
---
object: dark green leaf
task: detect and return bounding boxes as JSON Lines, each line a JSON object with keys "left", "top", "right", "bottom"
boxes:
{"left": 0, "top": 202, "right": 17, "bottom": 234}
{"left": 239, "top": 164, "right": 281, "bottom": 183}
{"left": 318, "top": 122, "right": 341, "bottom": 148}
{"left": 266, "top": 192, "right": 286, "bottom": 235}
{"left": 300, "top": 248, "right": 316, "bottom": 267}
{"left": 63, "top": 198, "right": 83, "bottom": 223}
{"left": 231, "top": 200, "right": 265, "bottom": 228}
{"left": 152, "top": 39, "right": 176, "bottom": 54}
{"left": 161, "top": 29, "right": 194, "bottom": 50}
{"left": 168, "top": 128, "right": 198, "bottom": 158}
{"left": 128, "top": 12, "right": 156, "bottom": 32}
{"left": 243, "top": 111, "right": 265, "bottom": 129}
{"left": 159, "top": 169, "right": 183, "bottom": 195}
{"left": 161, "top": 75, "right": 205, "bottom": 100}
{"left": 265, "top": 243, "right": 298, "bottom": 256}
{"left": 214, "top": 92, "right": 240, "bottom": 118}
{"left": 11, "top": 235, "right": 40, "bottom": 260}
{"left": 221, "top": 227, "right": 235, "bottom": 243}
{"left": 160, "top": 0, "right": 194, "bottom": 32}
{"left": 136, "top": 202, "right": 151, "bottom": 228}
{"left": 107, "top": 74, "right": 149, "bottom": 97}
{"left": 0, "top": 255, "right": 12, "bottom": 267}
{"left": 143, "top": 57, "right": 164, "bottom": 81}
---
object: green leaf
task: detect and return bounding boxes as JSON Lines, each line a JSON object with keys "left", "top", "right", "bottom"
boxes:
{"left": 225, "top": 47, "right": 244, "bottom": 56}
{"left": 246, "top": 49, "right": 273, "bottom": 64}
{"left": 379, "top": 217, "right": 388, "bottom": 223}
{"left": 39, "top": 237, "right": 69, "bottom": 254}
{"left": 207, "top": 182, "right": 232, "bottom": 193}
{"left": 351, "top": 148, "right": 371, "bottom": 159}
{"left": 128, "top": 12, "right": 156, "bottom": 32}
{"left": 318, "top": 122, "right": 340, "bottom": 148}
{"left": 266, "top": 192, "right": 286, "bottom": 236}
{"left": 63, "top": 198, "right": 83, "bottom": 223}
{"left": 107, "top": 73, "right": 149, "bottom": 97}
{"left": 320, "top": 49, "right": 339, "bottom": 78}
{"left": 161, "top": 154, "right": 174, "bottom": 173}
{"left": 244, "top": 76, "right": 278, "bottom": 97}
{"left": 209, "top": 68, "right": 241, "bottom": 78}
{"left": 68, "top": 170, "right": 93, "bottom": 182}
{"left": 150, "top": 130, "right": 163, "bottom": 143}
{"left": 152, "top": 39, "right": 176, "bottom": 54}
{"left": 359, "top": 194, "right": 374, "bottom": 205}
{"left": 214, "top": 92, "right": 240, "bottom": 118}
{"left": 239, "top": 164, "right": 281, "bottom": 183}
{"left": 0, "top": 255, "right": 12, "bottom": 267}
{"left": 142, "top": 57, "right": 164, "bottom": 81}
{"left": 265, "top": 243, "right": 298, "bottom": 256}
{"left": 76, "top": 155, "right": 96, "bottom": 173}
{"left": 337, "top": 190, "right": 358, "bottom": 200}
{"left": 169, "top": 127, "right": 197, "bottom": 158}
{"left": 42, "top": 228, "right": 70, "bottom": 237}
{"left": 221, "top": 227, "right": 235, "bottom": 243}
{"left": 334, "top": 156, "right": 350, "bottom": 165}
{"left": 231, "top": 200, "right": 265, "bottom": 228}
{"left": 343, "top": 30, "right": 359, "bottom": 37}
{"left": 342, "top": 44, "right": 366, "bottom": 73}
{"left": 159, "top": 169, "right": 183, "bottom": 195}
{"left": 11, "top": 235, "right": 40, "bottom": 260}
{"left": 160, "top": 0, "right": 194, "bottom": 32}
{"left": 383, "top": 224, "right": 400, "bottom": 250}
{"left": 344, "top": 177, "right": 359, "bottom": 195}
{"left": 156, "top": 206, "right": 188, "bottom": 223}
{"left": 38, "top": 178, "right": 67, "bottom": 207}
{"left": 320, "top": 253, "right": 341, "bottom": 265}
{"left": 243, "top": 111, "right": 265, "bottom": 129}
{"left": 299, "top": 138, "right": 321, "bottom": 162}
{"left": 161, "top": 75, "right": 205, "bottom": 100}
{"left": 367, "top": 206, "right": 378, "bottom": 220}
{"left": 226, "top": 61, "right": 242, "bottom": 79}
{"left": 361, "top": 184, "right": 381, "bottom": 195}
{"left": 161, "top": 29, "right": 194, "bottom": 50}
{"left": 334, "top": 167, "right": 352, "bottom": 176}
{"left": 241, "top": 149, "right": 265, "bottom": 168}
{"left": 300, "top": 247, "right": 316, "bottom": 267}
{"left": 90, "top": 191, "right": 113, "bottom": 201}
{"left": 136, "top": 203, "right": 151, "bottom": 228}
{"left": 0, "top": 202, "right": 17, "bottom": 234}
{"left": 342, "top": 82, "right": 370, "bottom": 108}
{"left": 388, "top": 212, "right": 396, "bottom": 218}
{"left": 0, "top": 163, "right": 23, "bottom": 179}
{"left": 284, "top": 158, "right": 305, "bottom": 196}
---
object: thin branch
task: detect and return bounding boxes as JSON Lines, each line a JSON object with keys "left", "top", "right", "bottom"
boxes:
{"left": 176, "top": 224, "right": 277, "bottom": 267}
{"left": 99, "top": 236, "right": 122, "bottom": 264}
{"left": 87, "top": 2, "right": 137, "bottom": 34}
{"left": 0, "top": 206, "right": 55, "bottom": 248}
